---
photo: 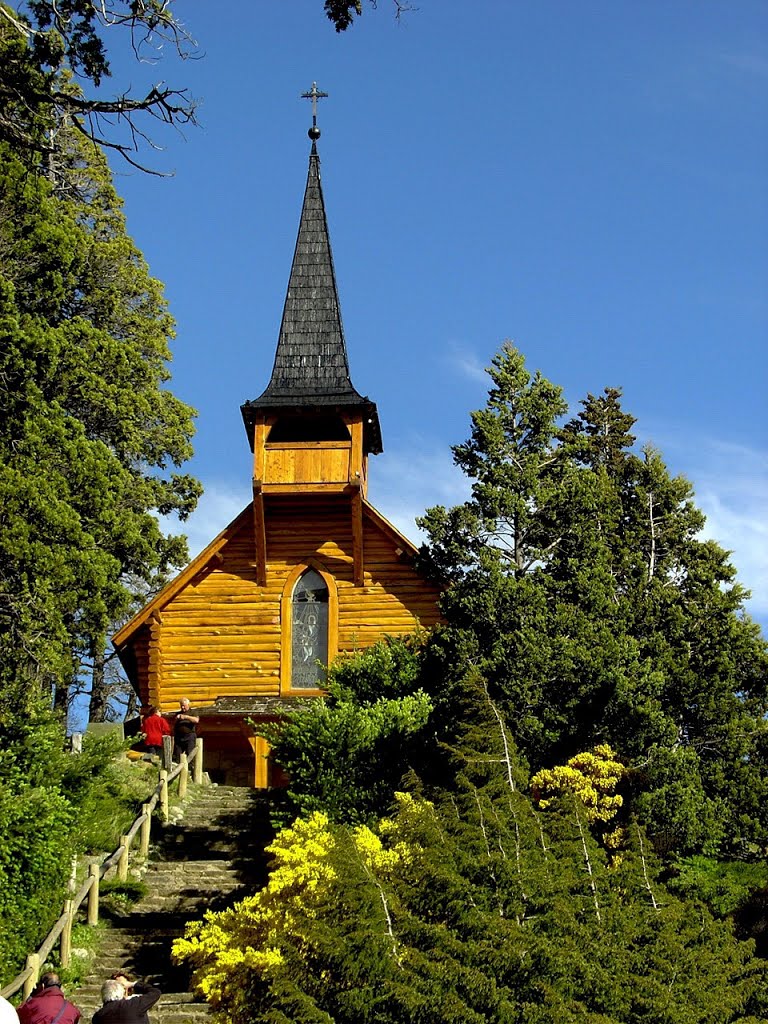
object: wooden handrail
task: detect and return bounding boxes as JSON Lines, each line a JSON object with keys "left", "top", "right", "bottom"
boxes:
{"left": 0, "top": 968, "right": 33, "bottom": 1003}
{"left": 0, "top": 738, "right": 206, "bottom": 1001}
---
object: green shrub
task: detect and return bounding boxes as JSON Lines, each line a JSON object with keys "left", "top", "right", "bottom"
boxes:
{"left": 668, "top": 855, "right": 768, "bottom": 916}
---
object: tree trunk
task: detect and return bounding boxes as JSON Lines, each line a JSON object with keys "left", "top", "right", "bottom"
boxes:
{"left": 88, "top": 645, "right": 109, "bottom": 722}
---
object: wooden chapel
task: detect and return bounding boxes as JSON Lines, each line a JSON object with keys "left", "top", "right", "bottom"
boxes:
{"left": 112, "top": 108, "right": 442, "bottom": 787}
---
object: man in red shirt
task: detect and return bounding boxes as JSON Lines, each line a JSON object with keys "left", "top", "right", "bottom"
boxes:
{"left": 17, "top": 973, "right": 80, "bottom": 1024}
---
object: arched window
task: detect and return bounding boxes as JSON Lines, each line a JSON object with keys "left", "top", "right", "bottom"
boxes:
{"left": 290, "top": 569, "right": 329, "bottom": 689}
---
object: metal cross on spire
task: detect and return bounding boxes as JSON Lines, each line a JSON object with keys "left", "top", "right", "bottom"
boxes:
{"left": 301, "top": 81, "right": 328, "bottom": 141}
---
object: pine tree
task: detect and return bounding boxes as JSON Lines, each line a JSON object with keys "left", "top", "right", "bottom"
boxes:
{"left": 0, "top": 127, "right": 200, "bottom": 711}
{"left": 175, "top": 679, "right": 768, "bottom": 1022}
{"left": 418, "top": 344, "right": 768, "bottom": 857}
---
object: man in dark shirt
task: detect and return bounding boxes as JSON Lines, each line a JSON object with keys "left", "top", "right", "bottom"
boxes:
{"left": 173, "top": 697, "right": 199, "bottom": 761}
{"left": 17, "top": 973, "right": 80, "bottom": 1024}
{"left": 92, "top": 979, "right": 160, "bottom": 1024}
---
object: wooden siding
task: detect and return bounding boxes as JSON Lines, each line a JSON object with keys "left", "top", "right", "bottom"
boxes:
{"left": 263, "top": 442, "right": 351, "bottom": 485}
{"left": 147, "top": 496, "right": 441, "bottom": 712}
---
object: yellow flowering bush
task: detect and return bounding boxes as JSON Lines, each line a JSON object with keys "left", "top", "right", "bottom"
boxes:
{"left": 530, "top": 744, "right": 625, "bottom": 824}
{"left": 172, "top": 811, "right": 338, "bottom": 1004}
{"left": 173, "top": 796, "right": 426, "bottom": 1011}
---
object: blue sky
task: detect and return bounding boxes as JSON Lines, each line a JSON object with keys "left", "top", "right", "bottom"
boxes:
{"left": 104, "top": 1, "right": 766, "bottom": 634}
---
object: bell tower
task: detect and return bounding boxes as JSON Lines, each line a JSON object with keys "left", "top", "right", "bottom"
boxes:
{"left": 240, "top": 86, "right": 382, "bottom": 588}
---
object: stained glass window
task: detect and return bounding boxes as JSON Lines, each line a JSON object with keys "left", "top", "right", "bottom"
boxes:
{"left": 291, "top": 569, "right": 329, "bottom": 689}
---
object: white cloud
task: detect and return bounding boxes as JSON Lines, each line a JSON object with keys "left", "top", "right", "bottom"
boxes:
{"left": 164, "top": 480, "right": 251, "bottom": 560}
{"left": 369, "top": 445, "right": 471, "bottom": 545}
{"left": 720, "top": 52, "right": 768, "bottom": 77}
{"left": 447, "top": 343, "right": 491, "bottom": 384}
{"left": 685, "top": 440, "right": 768, "bottom": 619}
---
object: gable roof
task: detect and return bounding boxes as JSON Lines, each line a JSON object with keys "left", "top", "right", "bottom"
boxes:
{"left": 111, "top": 498, "right": 425, "bottom": 652}
{"left": 241, "top": 142, "right": 382, "bottom": 453}
{"left": 111, "top": 505, "right": 252, "bottom": 650}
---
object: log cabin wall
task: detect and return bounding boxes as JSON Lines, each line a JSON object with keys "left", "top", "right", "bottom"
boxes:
{"left": 149, "top": 496, "right": 441, "bottom": 712}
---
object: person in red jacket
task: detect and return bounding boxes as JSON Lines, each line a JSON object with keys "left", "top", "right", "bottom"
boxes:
{"left": 17, "top": 973, "right": 80, "bottom": 1024}
{"left": 139, "top": 705, "right": 171, "bottom": 757}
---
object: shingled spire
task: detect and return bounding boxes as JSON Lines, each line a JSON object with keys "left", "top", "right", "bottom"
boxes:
{"left": 241, "top": 136, "right": 382, "bottom": 454}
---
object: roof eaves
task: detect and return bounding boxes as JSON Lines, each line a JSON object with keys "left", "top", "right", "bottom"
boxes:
{"left": 112, "top": 503, "right": 253, "bottom": 649}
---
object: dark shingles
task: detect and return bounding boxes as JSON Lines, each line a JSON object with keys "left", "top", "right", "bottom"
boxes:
{"left": 241, "top": 144, "right": 382, "bottom": 453}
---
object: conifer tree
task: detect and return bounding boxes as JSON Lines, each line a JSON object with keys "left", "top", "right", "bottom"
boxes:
{"left": 418, "top": 344, "right": 768, "bottom": 857}
{"left": 176, "top": 678, "right": 768, "bottom": 1022}
{"left": 0, "top": 102, "right": 199, "bottom": 710}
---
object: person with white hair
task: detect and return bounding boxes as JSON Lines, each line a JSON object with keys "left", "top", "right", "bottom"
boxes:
{"left": 91, "top": 978, "right": 160, "bottom": 1024}
{"left": 172, "top": 697, "right": 199, "bottom": 762}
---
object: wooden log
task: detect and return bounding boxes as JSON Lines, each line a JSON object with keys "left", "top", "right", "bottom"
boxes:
{"left": 87, "top": 862, "right": 99, "bottom": 926}
{"left": 60, "top": 900, "right": 74, "bottom": 968}
{"left": 140, "top": 804, "right": 151, "bottom": 858}
{"left": 118, "top": 838, "right": 129, "bottom": 882}
{"left": 194, "top": 738, "right": 203, "bottom": 785}
{"left": 159, "top": 770, "right": 169, "bottom": 820}
{"left": 23, "top": 953, "right": 39, "bottom": 1000}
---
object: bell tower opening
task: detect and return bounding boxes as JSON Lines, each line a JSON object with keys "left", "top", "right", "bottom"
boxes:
{"left": 267, "top": 415, "right": 351, "bottom": 443}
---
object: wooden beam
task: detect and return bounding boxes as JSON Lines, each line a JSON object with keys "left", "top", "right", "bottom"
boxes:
{"left": 252, "top": 478, "right": 267, "bottom": 587}
{"left": 260, "top": 481, "right": 353, "bottom": 495}
{"left": 352, "top": 485, "right": 364, "bottom": 587}
{"left": 245, "top": 734, "right": 271, "bottom": 789}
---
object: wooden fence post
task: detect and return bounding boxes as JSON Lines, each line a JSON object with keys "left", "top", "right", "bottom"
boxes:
{"left": 193, "top": 736, "right": 203, "bottom": 785}
{"left": 87, "top": 862, "right": 100, "bottom": 925}
{"left": 162, "top": 734, "right": 173, "bottom": 772}
{"left": 60, "top": 900, "right": 74, "bottom": 968}
{"left": 179, "top": 753, "right": 188, "bottom": 799}
{"left": 118, "top": 837, "right": 129, "bottom": 882}
{"left": 23, "top": 952, "right": 40, "bottom": 999}
{"left": 140, "top": 803, "right": 151, "bottom": 858}
{"left": 159, "top": 769, "right": 169, "bottom": 820}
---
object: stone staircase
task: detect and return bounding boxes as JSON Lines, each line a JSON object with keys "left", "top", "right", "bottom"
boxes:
{"left": 73, "top": 784, "right": 273, "bottom": 1023}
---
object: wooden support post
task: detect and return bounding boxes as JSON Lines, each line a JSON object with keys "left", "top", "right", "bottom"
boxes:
{"left": 246, "top": 734, "right": 271, "bottom": 789}
{"left": 68, "top": 854, "right": 78, "bottom": 894}
{"left": 87, "top": 862, "right": 99, "bottom": 925}
{"left": 118, "top": 837, "right": 129, "bottom": 882}
{"left": 23, "top": 953, "right": 40, "bottom": 1000}
{"left": 179, "top": 753, "right": 188, "bottom": 799}
{"left": 193, "top": 737, "right": 204, "bottom": 785}
{"left": 159, "top": 770, "right": 169, "bottom": 820}
{"left": 252, "top": 479, "right": 267, "bottom": 587}
{"left": 140, "top": 803, "right": 151, "bottom": 858}
{"left": 162, "top": 734, "right": 173, "bottom": 772}
{"left": 60, "top": 900, "right": 74, "bottom": 968}
{"left": 351, "top": 485, "right": 364, "bottom": 587}
{"left": 255, "top": 735, "right": 270, "bottom": 789}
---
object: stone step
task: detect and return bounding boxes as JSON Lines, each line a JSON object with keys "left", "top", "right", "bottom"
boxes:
{"left": 72, "top": 783, "right": 272, "bottom": 1020}
{"left": 76, "top": 993, "right": 210, "bottom": 1016}
{"left": 136, "top": 875, "right": 246, "bottom": 893}
{"left": 147, "top": 859, "right": 243, "bottom": 872}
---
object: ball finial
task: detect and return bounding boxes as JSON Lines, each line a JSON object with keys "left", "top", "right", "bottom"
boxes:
{"left": 301, "top": 82, "right": 328, "bottom": 144}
